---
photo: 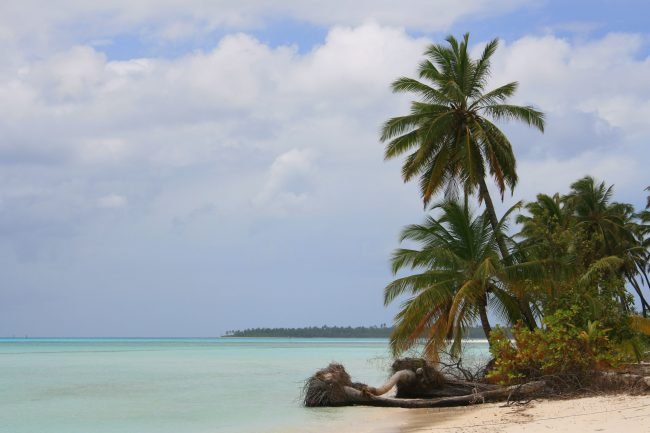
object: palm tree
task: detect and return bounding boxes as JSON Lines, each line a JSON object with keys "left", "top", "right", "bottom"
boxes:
{"left": 637, "top": 192, "right": 650, "bottom": 317}
{"left": 565, "top": 177, "right": 633, "bottom": 256}
{"left": 568, "top": 177, "right": 650, "bottom": 312}
{"left": 518, "top": 177, "right": 650, "bottom": 316}
{"left": 384, "top": 200, "right": 522, "bottom": 360}
{"left": 515, "top": 193, "right": 573, "bottom": 297}
{"left": 380, "top": 33, "right": 544, "bottom": 328}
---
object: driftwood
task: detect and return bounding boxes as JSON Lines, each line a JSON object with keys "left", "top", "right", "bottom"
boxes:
{"left": 303, "top": 360, "right": 650, "bottom": 408}
{"left": 303, "top": 362, "right": 545, "bottom": 408}
{"left": 342, "top": 379, "right": 545, "bottom": 408}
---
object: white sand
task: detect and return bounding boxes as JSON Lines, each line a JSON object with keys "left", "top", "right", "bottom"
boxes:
{"left": 289, "top": 393, "right": 650, "bottom": 433}
{"left": 400, "top": 394, "right": 650, "bottom": 433}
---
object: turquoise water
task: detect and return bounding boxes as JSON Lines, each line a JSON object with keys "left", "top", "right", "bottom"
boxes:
{"left": 0, "top": 338, "right": 490, "bottom": 433}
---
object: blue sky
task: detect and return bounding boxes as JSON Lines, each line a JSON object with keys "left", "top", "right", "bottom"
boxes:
{"left": 0, "top": 1, "right": 649, "bottom": 337}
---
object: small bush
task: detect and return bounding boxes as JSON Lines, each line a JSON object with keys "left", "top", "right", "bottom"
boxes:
{"left": 487, "top": 307, "right": 621, "bottom": 387}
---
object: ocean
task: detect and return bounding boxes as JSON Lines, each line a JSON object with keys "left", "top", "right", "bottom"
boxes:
{"left": 0, "top": 338, "right": 490, "bottom": 433}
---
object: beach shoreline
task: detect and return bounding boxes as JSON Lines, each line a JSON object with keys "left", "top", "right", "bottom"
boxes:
{"left": 291, "top": 393, "right": 650, "bottom": 433}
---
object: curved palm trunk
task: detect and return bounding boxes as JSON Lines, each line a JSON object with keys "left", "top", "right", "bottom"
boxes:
{"left": 627, "top": 272, "right": 650, "bottom": 317}
{"left": 478, "top": 178, "right": 537, "bottom": 331}
{"left": 478, "top": 295, "right": 492, "bottom": 340}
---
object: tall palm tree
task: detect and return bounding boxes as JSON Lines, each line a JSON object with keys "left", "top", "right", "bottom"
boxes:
{"left": 380, "top": 33, "right": 544, "bottom": 328}
{"left": 384, "top": 200, "right": 522, "bottom": 360}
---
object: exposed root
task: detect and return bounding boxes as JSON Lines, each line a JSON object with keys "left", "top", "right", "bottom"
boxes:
{"left": 303, "top": 361, "right": 545, "bottom": 408}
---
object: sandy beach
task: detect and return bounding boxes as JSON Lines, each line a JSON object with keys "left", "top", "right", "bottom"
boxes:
{"left": 396, "top": 394, "right": 650, "bottom": 433}
{"left": 284, "top": 393, "right": 649, "bottom": 433}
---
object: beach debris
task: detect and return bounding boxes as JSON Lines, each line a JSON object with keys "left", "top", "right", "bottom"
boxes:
{"left": 303, "top": 361, "right": 545, "bottom": 408}
{"left": 390, "top": 358, "right": 497, "bottom": 398}
{"left": 595, "top": 370, "right": 650, "bottom": 394}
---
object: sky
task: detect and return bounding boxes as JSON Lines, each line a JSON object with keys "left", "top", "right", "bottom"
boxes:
{"left": 1, "top": 1, "right": 649, "bottom": 337}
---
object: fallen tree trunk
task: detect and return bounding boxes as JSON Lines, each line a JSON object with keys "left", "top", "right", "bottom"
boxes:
{"left": 389, "top": 357, "right": 499, "bottom": 398}
{"left": 343, "top": 380, "right": 546, "bottom": 408}
{"left": 303, "top": 362, "right": 545, "bottom": 408}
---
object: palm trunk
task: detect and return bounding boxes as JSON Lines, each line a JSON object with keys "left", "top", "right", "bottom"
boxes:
{"left": 627, "top": 272, "right": 650, "bottom": 318}
{"left": 477, "top": 177, "right": 537, "bottom": 331}
{"left": 478, "top": 295, "right": 492, "bottom": 340}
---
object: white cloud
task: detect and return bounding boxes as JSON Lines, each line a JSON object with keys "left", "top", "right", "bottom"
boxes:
{"left": 1, "top": 5, "right": 649, "bottom": 335}
{"left": 0, "top": 0, "right": 532, "bottom": 55}
{"left": 287, "top": 24, "right": 426, "bottom": 105}
{"left": 1, "top": 25, "right": 649, "bottom": 233}
{"left": 253, "top": 148, "right": 314, "bottom": 215}
{"left": 491, "top": 33, "right": 650, "bottom": 138}
{"left": 38, "top": 46, "right": 108, "bottom": 101}
{"left": 0, "top": 22, "right": 428, "bottom": 169}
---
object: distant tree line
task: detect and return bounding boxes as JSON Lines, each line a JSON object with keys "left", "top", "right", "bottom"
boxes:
{"left": 223, "top": 325, "right": 493, "bottom": 339}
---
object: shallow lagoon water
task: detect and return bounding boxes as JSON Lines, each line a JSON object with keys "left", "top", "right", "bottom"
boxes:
{"left": 0, "top": 338, "right": 489, "bottom": 433}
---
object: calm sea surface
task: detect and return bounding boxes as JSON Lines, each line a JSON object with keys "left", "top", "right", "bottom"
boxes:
{"left": 0, "top": 338, "right": 490, "bottom": 433}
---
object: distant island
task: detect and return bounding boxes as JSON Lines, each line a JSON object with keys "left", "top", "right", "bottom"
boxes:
{"left": 223, "top": 325, "right": 492, "bottom": 339}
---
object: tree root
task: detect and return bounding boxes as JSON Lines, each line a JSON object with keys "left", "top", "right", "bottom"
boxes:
{"left": 342, "top": 380, "right": 545, "bottom": 408}
{"left": 303, "top": 362, "right": 546, "bottom": 408}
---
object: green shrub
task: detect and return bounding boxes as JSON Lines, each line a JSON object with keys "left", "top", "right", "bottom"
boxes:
{"left": 487, "top": 307, "right": 621, "bottom": 386}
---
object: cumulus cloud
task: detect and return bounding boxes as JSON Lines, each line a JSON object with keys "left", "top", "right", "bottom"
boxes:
{"left": 491, "top": 33, "right": 650, "bottom": 138}
{"left": 454, "top": 32, "right": 650, "bottom": 211}
{"left": 0, "top": 22, "right": 429, "bottom": 173}
{"left": 2, "top": 24, "right": 649, "bottom": 251}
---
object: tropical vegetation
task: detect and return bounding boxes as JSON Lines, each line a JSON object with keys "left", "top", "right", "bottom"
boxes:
{"left": 380, "top": 33, "right": 543, "bottom": 330}
{"left": 384, "top": 199, "right": 522, "bottom": 360}
{"left": 381, "top": 33, "right": 650, "bottom": 378}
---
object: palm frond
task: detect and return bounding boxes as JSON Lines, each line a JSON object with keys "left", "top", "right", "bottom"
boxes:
{"left": 469, "top": 38, "right": 498, "bottom": 98}
{"left": 391, "top": 77, "right": 454, "bottom": 105}
{"left": 470, "top": 82, "right": 518, "bottom": 109}
{"left": 577, "top": 256, "right": 624, "bottom": 288}
{"left": 489, "top": 286, "right": 523, "bottom": 324}
{"left": 482, "top": 104, "right": 545, "bottom": 132}
{"left": 384, "top": 273, "right": 456, "bottom": 306}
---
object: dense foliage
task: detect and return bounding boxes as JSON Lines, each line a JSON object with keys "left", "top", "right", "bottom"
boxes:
{"left": 384, "top": 200, "right": 522, "bottom": 360}
{"left": 487, "top": 308, "right": 622, "bottom": 386}
{"left": 381, "top": 33, "right": 650, "bottom": 381}
{"left": 380, "top": 33, "right": 544, "bottom": 209}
